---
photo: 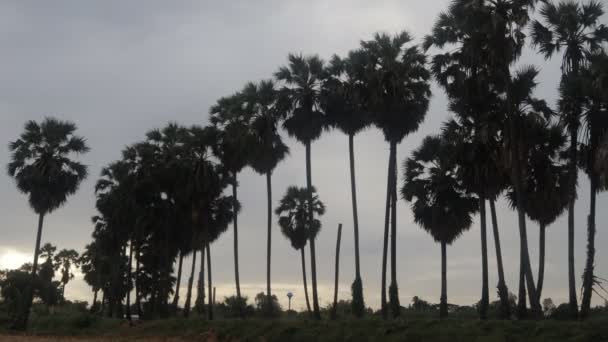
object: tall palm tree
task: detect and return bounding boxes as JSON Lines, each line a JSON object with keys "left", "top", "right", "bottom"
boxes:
{"left": 402, "top": 135, "right": 478, "bottom": 318}
{"left": 243, "top": 80, "right": 289, "bottom": 316}
{"left": 576, "top": 52, "right": 608, "bottom": 317}
{"left": 209, "top": 94, "right": 252, "bottom": 312}
{"left": 7, "top": 118, "right": 89, "bottom": 329}
{"left": 276, "top": 186, "right": 325, "bottom": 317}
{"left": 425, "top": 0, "right": 537, "bottom": 318}
{"left": 531, "top": 0, "right": 608, "bottom": 316}
{"left": 184, "top": 125, "right": 235, "bottom": 320}
{"left": 275, "top": 54, "right": 326, "bottom": 319}
{"left": 500, "top": 66, "right": 554, "bottom": 316}
{"left": 506, "top": 121, "right": 569, "bottom": 305}
{"left": 360, "top": 31, "right": 431, "bottom": 318}
{"left": 322, "top": 51, "right": 372, "bottom": 317}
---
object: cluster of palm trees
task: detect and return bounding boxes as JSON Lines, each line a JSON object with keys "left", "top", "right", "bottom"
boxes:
{"left": 6, "top": 0, "right": 608, "bottom": 329}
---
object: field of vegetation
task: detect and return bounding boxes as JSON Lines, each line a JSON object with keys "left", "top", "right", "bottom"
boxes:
{"left": 1, "top": 301, "right": 608, "bottom": 341}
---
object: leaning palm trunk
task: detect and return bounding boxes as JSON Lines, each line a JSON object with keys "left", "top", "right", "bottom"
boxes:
{"left": 172, "top": 251, "right": 184, "bottom": 309}
{"left": 206, "top": 243, "right": 214, "bottom": 321}
{"left": 389, "top": 142, "right": 400, "bottom": 318}
{"left": 581, "top": 174, "right": 598, "bottom": 318}
{"left": 183, "top": 249, "right": 197, "bottom": 317}
{"left": 537, "top": 223, "right": 546, "bottom": 303}
{"left": 195, "top": 244, "right": 205, "bottom": 315}
{"left": 232, "top": 175, "right": 242, "bottom": 316}
{"left": 266, "top": 172, "right": 273, "bottom": 316}
{"left": 517, "top": 253, "right": 527, "bottom": 319}
{"left": 512, "top": 149, "right": 541, "bottom": 317}
{"left": 331, "top": 224, "right": 343, "bottom": 320}
{"left": 349, "top": 134, "right": 365, "bottom": 317}
{"left": 489, "top": 199, "right": 510, "bottom": 318}
{"left": 381, "top": 144, "right": 394, "bottom": 319}
{"left": 14, "top": 213, "right": 45, "bottom": 330}
{"left": 478, "top": 194, "right": 489, "bottom": 319}
{"left": 305, "top": 142, "right": 321, "bottom": 320}
{"left": 300, "top": 248, "right": 312, "bottom": 315}
{"left": 440, "top": 241, "right": 448, "bottom": 319}
{"left": 567, "top": 128, "right": 579, "bottom": 317}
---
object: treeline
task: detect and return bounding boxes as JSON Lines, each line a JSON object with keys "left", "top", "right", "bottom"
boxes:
{"left": 3, "top": 0, "right": 608, "bottom": 330}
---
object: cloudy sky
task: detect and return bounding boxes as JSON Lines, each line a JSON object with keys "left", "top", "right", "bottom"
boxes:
{"left": 0, "top": 0, "right": 606, "bottom": 310}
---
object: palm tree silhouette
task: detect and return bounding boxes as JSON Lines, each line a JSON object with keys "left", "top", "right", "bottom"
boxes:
{"left": 424, "top": 0, "right": 537, "bottom": 318}
{"left": 276, "top": 186, "right": 325, "bottom": 317}
{"left": 575, "top": 52, "right": 608, "bottom": 317}
{"left": 209, "top": 95, "right": 252, "bottom": 314}
{"left": 500, "top": 66, "right": 554, "bottom": 316}
{"left": 402, "top": 135, "right": 478, "bottom": 319}
{"left": 531, "top": 0, "right": 608, "bottom": 317}
{"left": 322, "top": 51, "right": 372, "bottom": 317}
{"left": 275, "top": 54, "right": 326, "bottom": 319}
{"left": 243, "top": 80, "right": 290, "bottom": 316}
{"left": 7, "top": 118, "right": 89, "bottom": 329}
{"left": 360, "top": 31, "right": 431, "bottom": 318}
{"left": 507, "top": 120, "right": 569, "bottom": 306}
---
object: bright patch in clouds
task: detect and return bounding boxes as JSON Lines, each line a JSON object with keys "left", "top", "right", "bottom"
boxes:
{"left": 0, "top": 248, "right": 30, "bottom": 270}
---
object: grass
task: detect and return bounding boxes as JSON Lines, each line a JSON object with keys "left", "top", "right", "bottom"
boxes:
{"left": 2, "top": 316, "right": 608, "bottom": 341}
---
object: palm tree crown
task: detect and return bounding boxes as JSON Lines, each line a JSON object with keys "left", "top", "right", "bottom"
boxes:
{"left": 8, "top": 118, "right": 89, "bottom": 215}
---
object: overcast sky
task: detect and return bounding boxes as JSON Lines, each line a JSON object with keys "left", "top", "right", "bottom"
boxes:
{"left": 0, "top": 0, "right": 606, "bottom": 310}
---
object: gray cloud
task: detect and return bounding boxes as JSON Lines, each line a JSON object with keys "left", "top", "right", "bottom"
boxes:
{"left": 0, "top": 0, "right": 605, "bottom": 310}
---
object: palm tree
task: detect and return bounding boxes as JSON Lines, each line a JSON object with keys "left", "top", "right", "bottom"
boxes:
{"left": 500, "top": 66, "right": 554, "bottom": 317}
{"left": 322, "top": 51, "right": 372, "bottom": 317}
{"left": 402, "top": 135, "right": 478, "bottom": 318}
{"left": 506, "top": 121, "right": 569, "bottom": 305}
{"left": 275, "top": 186, "right": 325, "bottom": 317}
{"left": 577, "top": 52, "right": 608, "bottom": 317}
{"left": 209, "top": 94, "right": 252, "bottom": 313}
{"left": 275, "top": 54, "right": 326, "bottom": 319}
{"left": 531, "top": 0, "right": 608, "bottom": 316}
{"left": 7, "top": 117, "right": 89, "bottom": 329}
{"left": 54, "top": 249, "right": 80, "bottom": 299}
{"left": 424, "top": 0, "right": 537, "bottom": 318}
{"left": 360, "top": 31, "right": 431, "bottom": 318}
{"left": 243, "top": 80, "right": 289, "bottom": 316}
{"left": 184, "top": 125, "right": 235, "bottom": 320}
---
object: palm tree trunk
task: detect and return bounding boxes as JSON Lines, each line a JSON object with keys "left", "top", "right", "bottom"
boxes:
{"left": 389, "top": 142, "right": 400, "bottom": 318}
{"left": 195, "top": 244, "right": 205, "bottom": 315}
{"left": 135, "top": 245, "right": 142, "bottom": 317}
{"left": 440, "top": 241, "right": 448, "bottom": 319}
{"left": 126, "top": 242, "right": 134, "bottom": 321}
{"left": 517, "top": 253, "right": 527, "bottom": 319}
{"left": 91, "top": 289, "right": 99, "bottom": 313}
{"left": 349, "top": 134, "right": 364, "bottom": 317}
{"left": 206, "top": 243, "right": 213, "bottom": 321}
{"left": 537, "top": 223, "right": 546, "bottom": 304}
{"left": 381, "top": 144, "right": 394, "bottom": 320}
{"left": 331, "top": 224, "right": 343, "bottom": 320}
{"left": 567, "top": 128, "right": 579, "bottom": 318}
{"left": 478, "top": 196, "right": 489, "bottom": 319}
{"left": 490, "top": 199, "right": 510, "bottom": 319}
{"left": 232, "top": 174, "right": 242, "bottom": 316}
{"left": 183, "top": 249, "right": 197, "bottom": 317}
{"left": 511, "top": 128, "right": 541, "bottom": 317}
{"left": 581, "top": 173, "right": 597, "bottom": 318}
{"left": 172, "top": 251, "right": 184, "bottom": 309}
{"left": 15, "top": 212, "right": 45, "bottom": 330}
{"left": 266, "top": 172, "right": 273, "bottom": 316}
{"left": 300, "top": 248, "right": 312, "bottom": 316}
{"left": 305, "top": 141, "right": 321, "bottom": 320}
